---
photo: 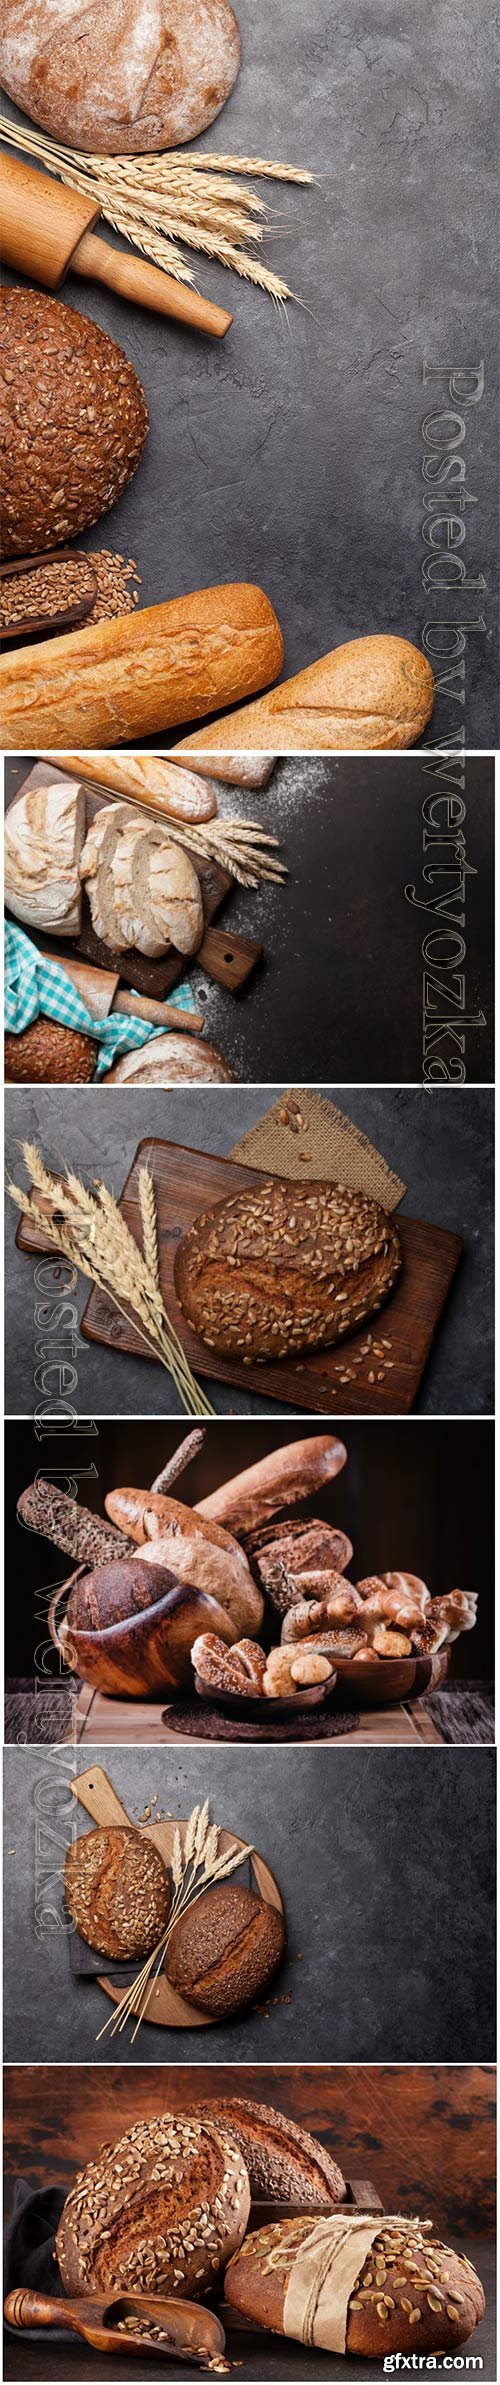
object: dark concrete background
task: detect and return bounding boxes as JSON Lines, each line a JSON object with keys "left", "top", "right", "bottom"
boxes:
{"left": 4, "top": 756, "right": 495, "bottom": 1085}
{"left": 4, "top": 1084, "right": 494, "bottom": 1415}
{"left": 2, "top": 0, "right": 498, "bottom": 750}
{"left": 3, "top": 1744, "right": 495, "bottom": 2064}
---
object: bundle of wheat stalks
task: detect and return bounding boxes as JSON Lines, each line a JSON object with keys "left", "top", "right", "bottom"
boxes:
{"left": 1, "top": 115, "right": 313, "bottom": 306}
{"left": 95, "top": 1800, "right": 253, "bottom": 2042}
{"left": 8, "top": 1143, "right": 214, "bottom": 1417}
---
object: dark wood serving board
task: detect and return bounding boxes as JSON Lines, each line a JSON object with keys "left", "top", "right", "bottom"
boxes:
{"left": 5, "top": 761, "right": 235, "bottom": 998}
{"left": 15, "top": 1138, "right": 463, "bottom": 1415}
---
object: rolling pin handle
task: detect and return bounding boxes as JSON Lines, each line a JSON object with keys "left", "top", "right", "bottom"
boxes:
{"left": 74, "top": 231, "right": 232, "bottom": 339}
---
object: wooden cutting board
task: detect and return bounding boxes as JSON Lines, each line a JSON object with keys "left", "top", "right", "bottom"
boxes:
{"left": 5, "top": 761, "right": 234, "bottom": 997}
{"left": 68, "top": 1764, "right": 284, "bottom": 2029}
{"left": 16, "top": 1138, "right": 463, "bottom": 1414}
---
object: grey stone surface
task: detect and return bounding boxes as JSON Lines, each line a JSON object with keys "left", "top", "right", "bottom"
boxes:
{"left": 3, "top": 1743, "right": 495, "bottom": 2065}
{"left": 4, "top": 1084, "right": 494, "bottom": 1415}
{"left": 2, "top": 0, "right": 498, "bottom": 749}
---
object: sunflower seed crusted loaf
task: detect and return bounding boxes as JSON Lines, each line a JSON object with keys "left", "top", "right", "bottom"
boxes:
{"left": 64, "top": 1826, "right": 171, "bottom": 1959}
{"left": 224, "top": 2214, "right": 485, "bottom": 2359}
{"left": 56, "top": 2113, "right": 250, "bottom": 2298}
{"left": 174, "top": 1179, "right": 401, "bottom": 1363}
{"left": 192, "top": 2097, "right": 346, "bottom": 2205}
{"left": 0, "top": 290, "right": 148, "bottom": 557}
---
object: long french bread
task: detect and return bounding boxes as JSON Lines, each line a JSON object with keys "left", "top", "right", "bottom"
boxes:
{"left": 41, "top": 752, "right": 219, "bottom": 822}
{"left": 175, "top": 635, "right": 435, "bottom": 752}
{"left": 170, "top": 753, "right": 277, "bottom": 787}
{"left": 0, "top": 584, "right": 284, "bottom": 749}
{"left": 195, "top": 1434, "right": 347, "bottom": 1534}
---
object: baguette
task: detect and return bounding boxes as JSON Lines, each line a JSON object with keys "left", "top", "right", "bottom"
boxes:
{"left": 44, "top": 753, "right": 218, "bottom": 823}
{"left": 0, "top": 584, "right": 284, "bottom": 750}
{"left": 175, "top": 635, "right": 435, "bottom": 752}
{"left": 195, "top": 1434, "right": 347, "bottom": 1534}
{"left": 224, "top": 2213, "right": 485, "bottom": 2357}
{"left": 170, "top": 753, "right": 277, "bottom": 787}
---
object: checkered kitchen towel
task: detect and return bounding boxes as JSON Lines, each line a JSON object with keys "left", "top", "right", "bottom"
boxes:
{"left": 4, "top": 922, "right": 198, "bottom": 1078}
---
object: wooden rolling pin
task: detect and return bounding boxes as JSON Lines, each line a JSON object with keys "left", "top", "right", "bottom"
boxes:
{"left": 0, "top": 152, "right": 231, "bottom": 340}
{"left": 38, "top": 947, "right": 205, "bottom": 1034}
{"left": 4, "top": 2290, "right": 226, "bottom": 2366}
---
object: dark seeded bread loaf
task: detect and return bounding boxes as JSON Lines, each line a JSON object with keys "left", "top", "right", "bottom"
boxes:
{"left": 56, "top": 2113, "right": 250, "bottom": 2299}
{"left": 166, "top": 1881, "right": 286, "bottom": 2016}
{"left": 192, "top": 2098, "right": 345, "bottom": 2204}
{"left": 224, "top": 2214, "right": 485, "bottom": 2358}
{"left": 64, "top": 1826, "right": 171, "bottom": 1959}
{"left": 174, "top": 1179, "right": 401, "bottom": 1363}
{"left": 0, "top": 289, "right": 148, "bottom": 557}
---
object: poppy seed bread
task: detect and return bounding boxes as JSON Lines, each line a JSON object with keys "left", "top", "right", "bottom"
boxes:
{"left": 174, "top": 1178, "right": 401, "bottom": 1363}
{"left": 166, "top": 1880, "right": 286, "bottom": 2016}
{"left": 64, "top": 1826, "right": 171, "bottom": 1959}
{"left": 56, "top": 2113, "right": 250, "bottom": 2298}
{"left": 0, "top": 289, "right": 148, "bottom": 557}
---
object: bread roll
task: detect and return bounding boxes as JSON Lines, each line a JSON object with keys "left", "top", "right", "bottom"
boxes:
{"left": 105, "top": 1034, "right": 235, "bottom": 1086}
{"left": 191, "top": 1631, "right": 267, "bottom": 1696}
{"left": 64, "top": 1825, "right": 171, "bottom": 1958}
{"left": 196, "top": 1433, "right": 348, "bottom": 1533}
{"left": 2, "top": 0, "right": 241, "bottom": 155}
{"left": 250, "top": 1519, "right": 354, "bottom": 1614}
{"left": 50, "top": 753, "right": 219, "bottom": 822}
{"left": 176, "top": 635, "right": 435, "bottom": 752}
{"left": 5, "top": 776, "right": 85, "bottom": 935}
{"left": 174, "top": 1178, "right": 401, "bottom": 1362}
{"left": 166, "top": 1880, "right": 286, "bottom": 2016}
{"left": 0, "top": 289, "right": 148, "bottom": 558}
{"left": 193, "top": 2096, "right": 346, "bottom": 2204}
{"left": 56, "top": 2113, "right": 250, "bottom": 2298}
{"left": 0, "top": 585, "right": 284, "bottom": 749}
{"left": 224, "top": 2213, "right": 485, "bottom": 2357}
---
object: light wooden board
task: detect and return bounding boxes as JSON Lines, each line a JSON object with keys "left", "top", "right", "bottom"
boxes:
{"left": 16, "top": 1136, "right": 464, "bottom": 1416}
{"left": 66, "top": 1684, "right": 442, "bottom": 1747}
{"left": 70, "top": 1763, "right": 284, "bottom": 2028}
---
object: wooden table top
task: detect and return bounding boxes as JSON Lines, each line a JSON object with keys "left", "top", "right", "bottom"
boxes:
{"left": 66, "top": 1681, "right": 442, "bottom": 1745}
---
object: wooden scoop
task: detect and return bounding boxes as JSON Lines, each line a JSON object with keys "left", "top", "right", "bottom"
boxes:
{"left": 1, "top": 153, "right": 232, "bottom": 340}
{"left": 0, "top": 548, "right": 97, "bottom": 643}
{"left": 4, "top": 2289, "right": 227, "bottom": 2366}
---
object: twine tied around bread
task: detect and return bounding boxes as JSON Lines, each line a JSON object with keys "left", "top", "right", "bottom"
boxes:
{"left": 284, "top": 2215, "right": 424, "bottom": 2352}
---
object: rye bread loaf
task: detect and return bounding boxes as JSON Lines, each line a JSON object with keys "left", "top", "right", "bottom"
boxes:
{"left": 2, "top": 0, "right": 241, "bottom": 155}
{"left": 0, "top": 290, "right": 148, "bottom": 559}
{"left": 16, "top": 1480, "right": 135, "bottom": 1569}
{"left": 65, "top": 1555, "right": 177, "bottom": 1633}
{"left": 192, "top": 2098, "right": 346, "bottom": 2205}
{"left": 0, "top": 584, "right": 284, "bottom": 749}
{"left": 166, "top": 1880, "right": 286, "bottom": 2016}
{"left": 5, "top": 1019, "right": 96, "bottom": 1084}
{"left": 174, "top": 1179, "right": 401, "bottom": 1363}
{"left": 176, "top": 636, "right": 435, "bottom": 754}
{"left": 105, "top": 1034, "right": 235, "bottom": 1086}
{"left": 56, "top": 2113, "right": 250, "bottom": 2299}
{"left": 5, "top": 777, "right": 85, "bottom": 936}
{"left": 64, "top": 1825, "right": 171, "bottom": 1958}
{"left": 104, "top": 1492, "right": 264, "bottom": 1638}
{"left": 224, "top": 2214, "right": 485, "bottom": 2358}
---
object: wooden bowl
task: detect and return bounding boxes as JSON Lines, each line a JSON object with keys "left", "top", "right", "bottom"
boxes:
{"left": 193, "top": 1669, "right": 337, "bottom": 1719}
{"left": 48, "top": 1568, "right": 238, "bottom": 1701}
{"left": 332, "top": 1647, "right": 451, "bottom": 1707}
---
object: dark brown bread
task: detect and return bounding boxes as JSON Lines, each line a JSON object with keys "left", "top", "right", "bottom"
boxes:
{"left": 166, "top": 1881, "right": 286, "bottom": 2016}
{"left": 66, "top": 1555, "right": 177, "bottom": 1633}
{"left": 64, "top": 1826, "right": 171, "bottom": 1958}
{"left": 251, "top": 1520, "right": 354, "bottom": 1615}
{"left": 56, "top": 2113, "right": 250, "bottom": 2299}
{"left": 17, "top": 1480, "right": 135, "bottom": 1568}
{"left": 174, "top": 1179, "right": 401, "bottom": 1363}
{"left": 225, "top": 2215, "right": 485, "bottom": 2357}
{"left": 192, "top": 2098, "right": 345, "bottom": 2205}
{"left": 5, "top": 1020, "right": 96, "bottom": 1083}
{"left": 0, "top": 289, "right": 148, "bottom": 557}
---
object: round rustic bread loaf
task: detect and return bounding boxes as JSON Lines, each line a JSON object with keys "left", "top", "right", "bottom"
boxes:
{"left": 103, "top": 1495, "right": 264, "bottom": 1639}
{"left": 105, "top": 1033, "right": 235, "bottom": 1085}
{"left": 192, "top": 2097, "right": 346, "bottom": 2204}
{"left": 65, "top": 1555, "right": 177, "bottom": 1633}
{"left": 224, "top": 2214, "right": 485, "bottom": 2357}
{"left": 0, "top": 289, "right": 148, "bottom": 557}
{"left": 64, "top": 1825, "right": 171, "bottom": 1958}
{"left": 56, "top": 2112, "right": 250, "bottom": 2298}
{"left": 5, "top": 1020, "right": 95, "bottom": 1083}
{"left": 2, "top": 0, "right": 241, "bottom": 155}
{"left": 174, "top": 1178, "right": 401, "bottom": 1362}
{"left": 166, "top": 1880, "right": 286, "bottom": 2016}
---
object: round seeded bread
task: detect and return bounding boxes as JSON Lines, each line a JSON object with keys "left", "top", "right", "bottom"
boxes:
{"left": 192, "top": 2097, "right": 346, "bottom": 2204}
{"left": 174, "top": 1178, "right": 402, "bottom": 1362}
{"left": 64, "top": 1825, "right": 171, "bottom": 1958}
{"left": 224, "top": 2214, "right": 485, "bottom": 2358}
{"left": 5, "top": 1020, "right": 95, "bottom": 1083}
{"left": 56, "top": 2113, "right": 250, "bottom": 2298}
{"left": 65, "top": 1555, "right": 177, "bottom": 1634}
{"left": 105, "top": 1033, "right": 235, "bottom": 1085}
{"left": 2, "top": 0, "right": 241, "bottom": 155}
{"left": 166, "top": 1880, "right": 286, "bottom": 2016}
{"left": 0, "top": 289, "right": 148, "bottom": 558}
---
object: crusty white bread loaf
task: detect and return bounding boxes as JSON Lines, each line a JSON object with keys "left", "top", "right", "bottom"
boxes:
{"left": 105, "top": 1033, "right": 235, "bottom": 1085}
{"left": 2, "top": 0, "right": 241, "bottom": 154}
{"left": 5, "top": 777, "right": 85, "bottom": 934}
{"left": 56, "top": 2113, "right": 250, "bottom": 2299}
{"left": 50, "top": 754, "right": 219, "bottom": 822}
{"left": 171, "top": 752, "right": 277, "bottom": 787}
{"left": 80, "top": 803, "right": 204, "bottom": 956}
{"left": 176, "top": 635, "right": 435, "bottom": 753}
{"left": 0, "top": 585, "right": 285, "bottom": 750}
{"left": 174, "top": 1178, "right": 402, "bottom": 1362}
{"left": 224, "top": 2213, "right": 485, "bottom": 2357}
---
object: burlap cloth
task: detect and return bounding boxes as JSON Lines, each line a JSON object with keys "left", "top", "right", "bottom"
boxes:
{"left": 230, "top": 1091, "right": 406, "bottom": 1209}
